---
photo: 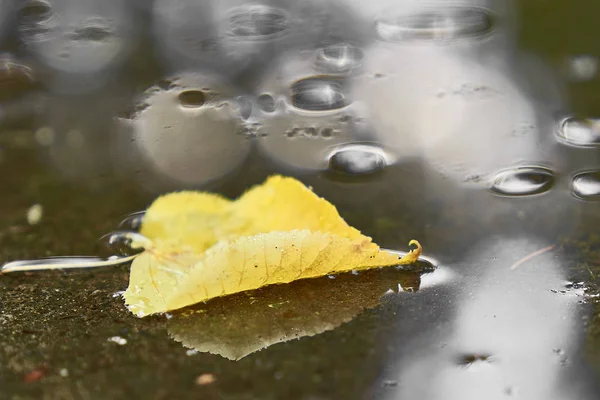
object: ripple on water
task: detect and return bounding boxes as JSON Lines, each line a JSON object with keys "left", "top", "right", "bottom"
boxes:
{"left": 572, "top": 171, "right": 600, "bottom": 201}
{"left": 375, "top": 7, "right": 494, "bottom": 42}
{"left": 490, "top": 166, "right": 555, "bottom": 197}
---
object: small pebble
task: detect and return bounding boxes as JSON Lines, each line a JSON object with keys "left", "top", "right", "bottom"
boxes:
{"left": 26, "top": 204, "right": 43, "bottom": 225}
{"left": 107, "top": 336, "right": 127, "bottom": 345}
{"left": 195, "top": 373, "right": 216, "bottom": 386}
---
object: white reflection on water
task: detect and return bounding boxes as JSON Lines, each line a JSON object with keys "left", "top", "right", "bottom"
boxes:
{"left": 382, "top": 237, "right": 593, "bottom": 400}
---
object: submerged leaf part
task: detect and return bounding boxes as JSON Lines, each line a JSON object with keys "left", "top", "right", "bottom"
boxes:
{"left": 168, "top": 266, "right": 424, "bottom": 360}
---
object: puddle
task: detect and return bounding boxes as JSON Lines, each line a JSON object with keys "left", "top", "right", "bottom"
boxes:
{"left": 0, "top": 0, "right": 600, "bottom": 399}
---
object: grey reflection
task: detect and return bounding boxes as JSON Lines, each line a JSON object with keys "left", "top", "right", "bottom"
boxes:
{"left": 34, "top": 93, "right": 122, "bottom": 186}
{"left": 153, "top": 0, "right": 292, "bottom": 77}
{"left": 381, "top": 238, "right": 590, "bottom": 400}
{"left": 114, "top": 72, "right": 250, "bottom": 190}
{"left": 0, "top": 0, "right": 14, "bottom": 42}
{"left": 349, "top": 15, "right": 558, "bottom": 184}
{"left": 18, "top": 0, "right": 134, "bottom": 93}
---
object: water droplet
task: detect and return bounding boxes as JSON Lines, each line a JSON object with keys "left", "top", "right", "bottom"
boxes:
{"left": 291, "top": 77, "right": 347, "bottom": 111}
{"left": 315, "top": 44, "right": 363, "bottom": 74}
{"left": 490, "top": 167, "right": 555, "bottom": 197}
{"left": 557, "top": 117, "right": 600, "bottom": 147}
{"left": 178, "top": 90, "right": 206, "bottom": 108}
{"left": 328, "top": 144, "right": 389, "bottom": 175}
{"left": 228, "top": 5, "right": 288, "bottom": 39}
{"left": 118, "top": 211, "right": 145, "bottom": 231}
{"left": 257, "top": 94, "right": 276, "bottom": 113}
{"left": 375, "top": 7, "right": 493, "bottom": 42}
{"left": 572, "top": 171, "right": 600, "bottom": 200}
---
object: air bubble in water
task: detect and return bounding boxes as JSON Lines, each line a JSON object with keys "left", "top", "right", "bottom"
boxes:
{"left": 257, "top": 94, "right": 276, "bottom": 113}
{"left": 557, "top": 117, "right": 600, "bottom": 147}
{"left": 490, "top": 167, "right": 554, "bottom": 197}
{"left": 572, "top": 171, "right": 600, "bottom": 201}
{"left": 291, "top": 77, "right": 347, "bottom": 111}
{"left": 328, "top": 144, "right": 390, "bottom": 175}
{"left": 178, "top": 90, "right": 206, "bottom": 108}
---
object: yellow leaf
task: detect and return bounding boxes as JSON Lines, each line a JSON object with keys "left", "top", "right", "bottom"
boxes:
{"left": 124, "top": 176, "right": 422, "bottom": 317}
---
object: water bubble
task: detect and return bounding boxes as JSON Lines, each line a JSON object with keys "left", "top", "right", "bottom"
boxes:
{"left": 178, "top": 90, "right": 206, "bottom": 108}
{"left": 291, "top": 77, "right": 347, "bottom": 111}
{"left": 227, "top": 5, "right": 288, "bottom": 39}
{"left": 572, "top": 171, "right": 600, "bottom": 201}
{"left": 557, "top": 117, "right": 600, "bottom": 147}
{"left": 100, "top": 231, "right": 150, "bottom": 257}
{"left": 490, "top": 167, "right": 555, "bottom": 197}
{"left": 118, "top": 211, "right": 145, "bottom": 231}
{"left": 375, "top": 7, "right": 493, "bottom": 42}
{"left": 257, "top": 94, "right": 276, "bottom": 113}
{"left": 315, "top": 44, "right": 363, "bottom": 74}
{"left": 328, "top": 144, "right": 391, "bottom": 175}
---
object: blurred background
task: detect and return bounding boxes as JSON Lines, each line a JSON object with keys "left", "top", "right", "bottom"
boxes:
{"left": 1, "top": 0, "right": 600, "bottom": 399}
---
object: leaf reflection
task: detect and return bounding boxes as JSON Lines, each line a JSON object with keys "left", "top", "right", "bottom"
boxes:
{"left": 168, "top": 262, "right": 431, "bottom": 360}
